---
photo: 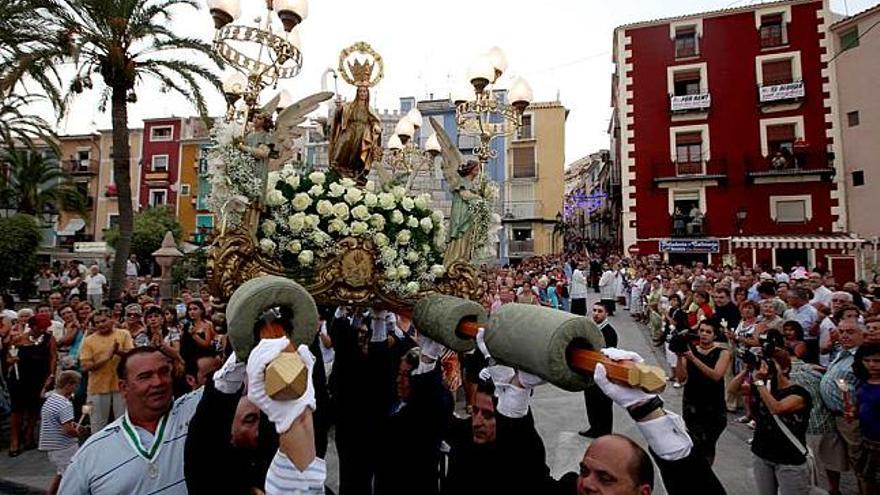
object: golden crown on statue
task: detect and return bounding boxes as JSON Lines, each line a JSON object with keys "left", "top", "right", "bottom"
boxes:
{"left": 338, "top": 41, "right": 384, "bottom": 88}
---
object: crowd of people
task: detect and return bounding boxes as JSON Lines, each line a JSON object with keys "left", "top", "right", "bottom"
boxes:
{"left": 0, "top": 253, "right": 879, "bottom": 494}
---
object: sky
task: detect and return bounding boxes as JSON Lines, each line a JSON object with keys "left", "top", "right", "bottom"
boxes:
{"left": 39, "top": 0, "right": 878, "bottom": 165}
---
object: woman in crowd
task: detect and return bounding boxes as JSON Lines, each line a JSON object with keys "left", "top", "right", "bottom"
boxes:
{"left": 181, "top": 300, "right": 216, "bottom": 362}
{"left": 74, "top": 302, "right": 93, "bottom": 330}
{"left": 3, "top": 314, "right": 57, "bottom": 457}
{"left": 688, "top": 290, "right": 714, "bottom": 329}
{"left": 782, "top": 321, "right": 808, "bottom": 360}
{"left": 854, "top": 343, "right": 880, "bottom": 494}
{"left": 757, "top": 299, "right": 784, "bottom": 335}
{"left": 734, "top": 286, "right": 748, "bottom": 306}
{"left": 145, "top": 283, "right": 162, "bottom": 306}
{"left": 728, "top": 349, "right": 812, "bottom": 495}
{"left": 732, "top": 300, "right": 760, "bottom": 347}
{"left": 516, "top": 281, "right": 540, "bottom": 305}
{"left": 61, "top": 268, "right": 82, "bottom": 299}
{"left": 646, "top": 277, "right": 665, "bottom": 345}
{"left": 110, "top": 302, "right": 124, "bottom": 325}
{"left": 163, "top": 306, "right": 182, "bottom": 334}
{"left": 675, "top": 319, "right": 731, "bottom": 465}
{"left": 56, "top": 305, "right": 82, "bottom": 368}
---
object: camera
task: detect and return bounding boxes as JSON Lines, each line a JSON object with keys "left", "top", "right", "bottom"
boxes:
{"left": 667, "top": 327, "right": 699, "bottom": 354}
{"left": 737, "top": 329, "right": 784, "bottom": 370}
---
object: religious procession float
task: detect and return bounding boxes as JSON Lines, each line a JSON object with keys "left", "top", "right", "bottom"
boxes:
{"left": 202, "top": 0, "right": 665, "bottom": 397}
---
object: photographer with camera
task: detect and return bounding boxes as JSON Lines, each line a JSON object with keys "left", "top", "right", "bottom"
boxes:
{"left": 673, "top": 319, "right": 731, "bottom": 465}
{"left": 727, "top": 345, "right": 813, "bottom": 495}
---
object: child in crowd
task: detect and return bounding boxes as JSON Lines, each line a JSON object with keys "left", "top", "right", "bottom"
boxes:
{"left": 39, "top": 371, "right": 82, "bottom": 495}
{"left": 854, "top": 343, "right": 880, "bottom": 494}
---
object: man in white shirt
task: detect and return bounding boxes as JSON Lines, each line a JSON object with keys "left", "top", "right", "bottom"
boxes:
{"left": 808, "top": 272, "right": 833, "bottom": 308}
{"left": 126, "top": 254, "right": 140, "bottom": 278}
{"left": 599, "top": 264, "right": 617, "bottom": 316}
{"left": 774, "top": 266, "right": 790, "bottom": 284}
{"left": 784, "top": 287, "right": 821, "bottom": 363}
{"left": 570, "top": 263, "right": 588, "bottom": 316}
{"left": 85, "top": 265, "right": 107, "bottom": 308}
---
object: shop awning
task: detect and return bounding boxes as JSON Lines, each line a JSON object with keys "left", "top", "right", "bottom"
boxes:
{"left": 731, "top": 234, "right": 865, "bottom": 250}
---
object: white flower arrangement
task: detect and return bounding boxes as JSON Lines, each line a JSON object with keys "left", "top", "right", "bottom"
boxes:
{"left": 255, "top": 170, "right": 446, "bottom": 296}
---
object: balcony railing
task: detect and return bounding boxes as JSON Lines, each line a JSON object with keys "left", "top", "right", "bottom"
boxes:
{"left": 745, "top": 151, "right": 835, "bottom": 181}
{"left": 653, "top": 158, "right": 728, "bottom": 184}
{"left": 670, "top": 92, "right": 711, "bottom": 113}
{"left": 508, "top": 239, "right": 534, "bottom": 256}
{"left": 67, "top": 159, "right": 98, "bottom": 174}
{"left": 501, "top": 200, "right": 543, "bottom": 220}
{"left": 758, "top": 80, "right": 805, "bottom": 104}
{"left": 671, "top": 215, "right": 708, "bottom": 237}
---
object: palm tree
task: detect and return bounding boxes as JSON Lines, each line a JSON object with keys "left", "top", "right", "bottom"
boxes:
{"left": 2, "top": 0, "right": 223, "bottom": 295}
{"left": 0, "top": 150, "right": 87, "bottom": 218}
{"left": 0, "top": 94, "right": 56, "bottom": 149}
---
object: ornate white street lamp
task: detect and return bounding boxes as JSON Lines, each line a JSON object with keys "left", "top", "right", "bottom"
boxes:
{"left": 207, "top": 0, "right": 308, "bottom": 120}
{"left": 455, "top": 47, "right": 533, "bottom": 166}
{"left": 380, "top": 109, "right": 441, "bottom": 190}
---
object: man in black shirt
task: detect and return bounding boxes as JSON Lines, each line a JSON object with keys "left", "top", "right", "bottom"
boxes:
{"left": 579, "top": 302, "right": 618, "bottom": 438}
{"left": 710, "top": 287, "right": 741, "bottom": 337}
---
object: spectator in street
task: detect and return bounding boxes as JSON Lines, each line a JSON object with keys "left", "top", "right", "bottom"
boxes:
{"left": 36, "top": 266, "right": 58, "bottom": 300}
{"left": 675, "top": 319, "right": 731, "bottom": 465}
{"left": 580, "top": 303, "right": 618, "bottom": 438}
{"left": 84, "top": 265, "right": 106, "bottom": 308}
{"left": 728, "top": 349, "right": 813, "bottom": 495}
{"left": 854, "top": 343, "right": 880, "bottom": 494}
{"left": 599, "top": 264, "right": 617, "bottom": 315}
{"left": 516, "top": 281, "right": 540, "bottom": 305}
{"left": 782, "top": 321, "right": 808, "bottom": 361}
{"left": 198, "top": 286, "right": 213, "bottom": 317}
{"left": 687, "top": 290, "right": 714, "bottom": 329}
{"left": 61, "top": 267, "right": 83, "bottom": 299}
{"left": 137, "top": 274, "right": 154, "bottom": 295}
{"left": 711, "top": 287, "right": 741, "bottom": 333}
{"left": 79, "top": 309, "right": 134, "bottom": 432}
{"left": 784, "top": 287, "right": 820, "bottom": 363}
{"left": 48, "top": 291, "right": 65, "bottom": 320}
{"left": 809, "top": 272, "right": 833, "bottom": 309}
{"left": 4, "top": 313, "right": 58, "bottom": 457}
{"left": 39, "top": 370, "right": 82, "bottom": 495}
{"left": 123, "top": 304, "right": 150, "bottom": 347}
{"left": 570, "top": 262, "right": 588, "bottom": 316}
{"left": 181, "top": 300, "right": 216, "bottom": 364}
{"left": 175, "top": 289, "right": 195, "bottom": 319}
{"left": 125, "top": 254, "right": 140, "bottom": 280}
{"left": 818, "top": 319, "right": 866, "bottom": 495}
{"left": 75, "top": 302, "right": 93, "bottom": 330}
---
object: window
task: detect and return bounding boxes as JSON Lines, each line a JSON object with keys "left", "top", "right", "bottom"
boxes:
{"left": 517, "top": 114, "right": 533, "bottom": 139}
{"left": 152, "top": 154, "right": 169, "bottom": 171}
{"left": 675, "top": 132, "right": 703, "bottom": 174}
{"left": 512, "top": 146, "right": 536, "bottom": 178}
{"left": 853, "top": 170, "right": 865, "bottom": 187}
{"left": 775, "top": 200, "right": 806, "bottom": 223}
{"left": 512, "top": 228, "right": 532, "bottom": 241}
{"left": 759, "top": 13, "right": 786, "bottom": 48}
{"left": 840, "top": 28, "right": 859, "bottom": 51}
{"left": 150, "top": 190, "right": 167, "bottom": 206}
{"left": 673, "top": 70, "right": 702, "bottom": 96}
{"left": 150, "top": 125, "right": 173, "bottom": 141}
{"left": 108, "top": 214, "right": 119, "bottom": 229}
{"left": 180, "top": 184, "right": 191, "bottom": 196}
{"left": 762, "top": 58, "right": 793, "bottom": 85}
{"left": 847, "top": 111, "right": 860, "bottom": 127}
{"left": 766, "top": 123, "right": 796, "bottom": 153}
{"left": 674, "top": 25, "right": 699, "bottom": 58}
{"left": 76, "top": 149, "right": 91, "bottom": 169}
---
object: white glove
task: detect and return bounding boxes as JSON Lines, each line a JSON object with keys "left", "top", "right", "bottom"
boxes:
{"left": 516, "top": 370, "right": 546, "bottom": 389}
{"left": 479, "top": 364, "right": 515, "bottom": 385}
{"left": 594, "top": 363, "right": 656, "bottom": 409}
{"left": 247, "top": 338, "right": 316, "bottom": 434}
{"left": 417, "top": 334, "right": 445, "bottom": 362}
{"left": 475, "top": 327, "right": 491, "bottom": 360}
{"left": 213, "top": 352, "right": 247, "bottom": 394}
{"left": 600, "top": 347, "right": 644, "bottom": 363}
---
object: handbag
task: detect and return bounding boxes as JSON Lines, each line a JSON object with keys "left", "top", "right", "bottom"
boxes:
{"left": 771, "top": 413, "right": 829, "bottom": 495}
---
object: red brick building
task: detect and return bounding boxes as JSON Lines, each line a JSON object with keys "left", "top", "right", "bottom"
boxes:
{"left": 611, "top": 0, "right": 862, "bottom": 278}
{"left": 139, "top": 118, "right": 183, "bottom": 213}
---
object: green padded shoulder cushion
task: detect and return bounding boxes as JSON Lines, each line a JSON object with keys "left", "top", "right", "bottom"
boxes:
{"left": 226, "top": 275, "right": 319, "bottom": 361}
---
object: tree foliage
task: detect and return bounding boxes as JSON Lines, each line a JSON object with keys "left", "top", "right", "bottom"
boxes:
{"left": 171, "top": 248, "right": 207, "bottom": 290}
{"left": 0, "top": 150, "right": 87, "bottom": 217}
{"left": 0, "top": 214, "right": 42, "bottom": 292}
{"left": 105, "top": 206, "right": 182, "bottom": 272}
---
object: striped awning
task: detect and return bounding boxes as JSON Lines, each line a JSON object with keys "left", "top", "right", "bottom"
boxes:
{"left": 731, "top": 235, "right": 865, "bottom": 250}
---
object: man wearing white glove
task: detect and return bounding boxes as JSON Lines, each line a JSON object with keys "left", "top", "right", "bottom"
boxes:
{"left": 580, "top": 302, "right": 619, "bottom": 438}
{"left": 60, "top": 345, "right": 248, "bottom": 495}
{"left": 247, "top": 338, "right": 325, "bottom": 494}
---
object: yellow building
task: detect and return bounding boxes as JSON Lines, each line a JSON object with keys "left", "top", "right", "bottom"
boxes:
{"left": 55, "top": 134, "right": 101, "bottom": 242}
{"left": 178, "top": 117, "right": 213, "bottom": 245}
{"left": 95, "top": 128, "right": 143, "bottom": 241}
{"left": 503, "top": 100, "right": 568, "bottom": 261}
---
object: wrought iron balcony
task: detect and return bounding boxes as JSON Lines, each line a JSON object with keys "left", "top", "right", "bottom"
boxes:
{"left": 758, "top": 80, "right": 805, "bottom": 104}
{"left": 669, "top": 92, "right": 711, "bottom": 113}
{"left": 745, "top": 151, "right": 835, "bottom": 182}
{"left": 508, "top": 239, "right": 534, "bottom": 256}
{"left": 653, "top": 158, "right": 728, "bottom": 185}
{"left": 67, "top": 159, "right": 98, "bottom": 175}
{"left": 500, "top": 200, "right": 543, "bottom": 221}
{"left": 671, "top": 215, "right": 708, "bottom": 237}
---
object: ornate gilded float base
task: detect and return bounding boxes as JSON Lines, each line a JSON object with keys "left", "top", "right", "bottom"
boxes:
{"left": 207, "top": 226, "right": 483, "bottom": 312}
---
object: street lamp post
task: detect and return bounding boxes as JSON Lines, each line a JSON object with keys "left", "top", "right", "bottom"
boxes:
{"left": 735, "top": 207, "right": 748, "bottom": 234}
{"left": 207, "top": 0, "right": 308, "bottom": 122}
{"left": 380, "top": 109, "right": 442, "bottom": 190}
{"left": 454, "top": 48, "right": 533, "bottom": 172}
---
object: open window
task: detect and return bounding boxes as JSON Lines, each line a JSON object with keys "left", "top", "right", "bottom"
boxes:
{"left": 673, "top": 70, "right": 702, "bottom": 96}
{"left": 672, "top": 191, "right": 703, "bottom": 236}
{"left": 675, "top": 132, "right": 703, "bottom": 175}
{"left": 152, "top": 154, "right": 169, "bottom": 171}
{"left": 517, "top": 114, "right": 533, "bottom": 140}
{"left": 766, "top": 123, "right": 796, "bottom": 169}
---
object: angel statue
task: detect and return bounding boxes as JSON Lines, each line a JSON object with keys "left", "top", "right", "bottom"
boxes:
{"left": 429, "top": 117, "right": 483, "bottom": 267}
{"left": 329, "top": 42, "right": 385, "bottom": 184}
{"left": 237, "top": 91, "right": 334, "bottom": 193}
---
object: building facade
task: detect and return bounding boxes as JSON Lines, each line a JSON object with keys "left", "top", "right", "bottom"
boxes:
{"left": 55, "top": 134, "right": 102, "bottom": 244}
{"left": 504, "top": 100, "right": 567, "bottom": 262}
{"left": 139, "top": 118, "right": 182, "bottom": 212}
{"left": 612, "top": 0, "right": 861, "bottom": 276}
{"left": 831, "top": 4, "right": 880, "bottom": 273}
{"left": 177, "top": 117, "right": 213, "bottom": 245}
{"left": 95, "top": 128, "right": 143, "bottom": 241}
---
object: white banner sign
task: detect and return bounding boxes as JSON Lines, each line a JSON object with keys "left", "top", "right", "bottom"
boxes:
{"left": 760, "top": 81, "right": 805, "bottom": 102}
{"left": 74, "top": 242, "right": 109, "bottom": 253}
{"left": 670, "top": 93, "right": 711, "bottom": 112}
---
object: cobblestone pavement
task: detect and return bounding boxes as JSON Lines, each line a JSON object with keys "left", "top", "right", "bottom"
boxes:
{"left": 0, "top": 293, "right": 859, "bottom": 494}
